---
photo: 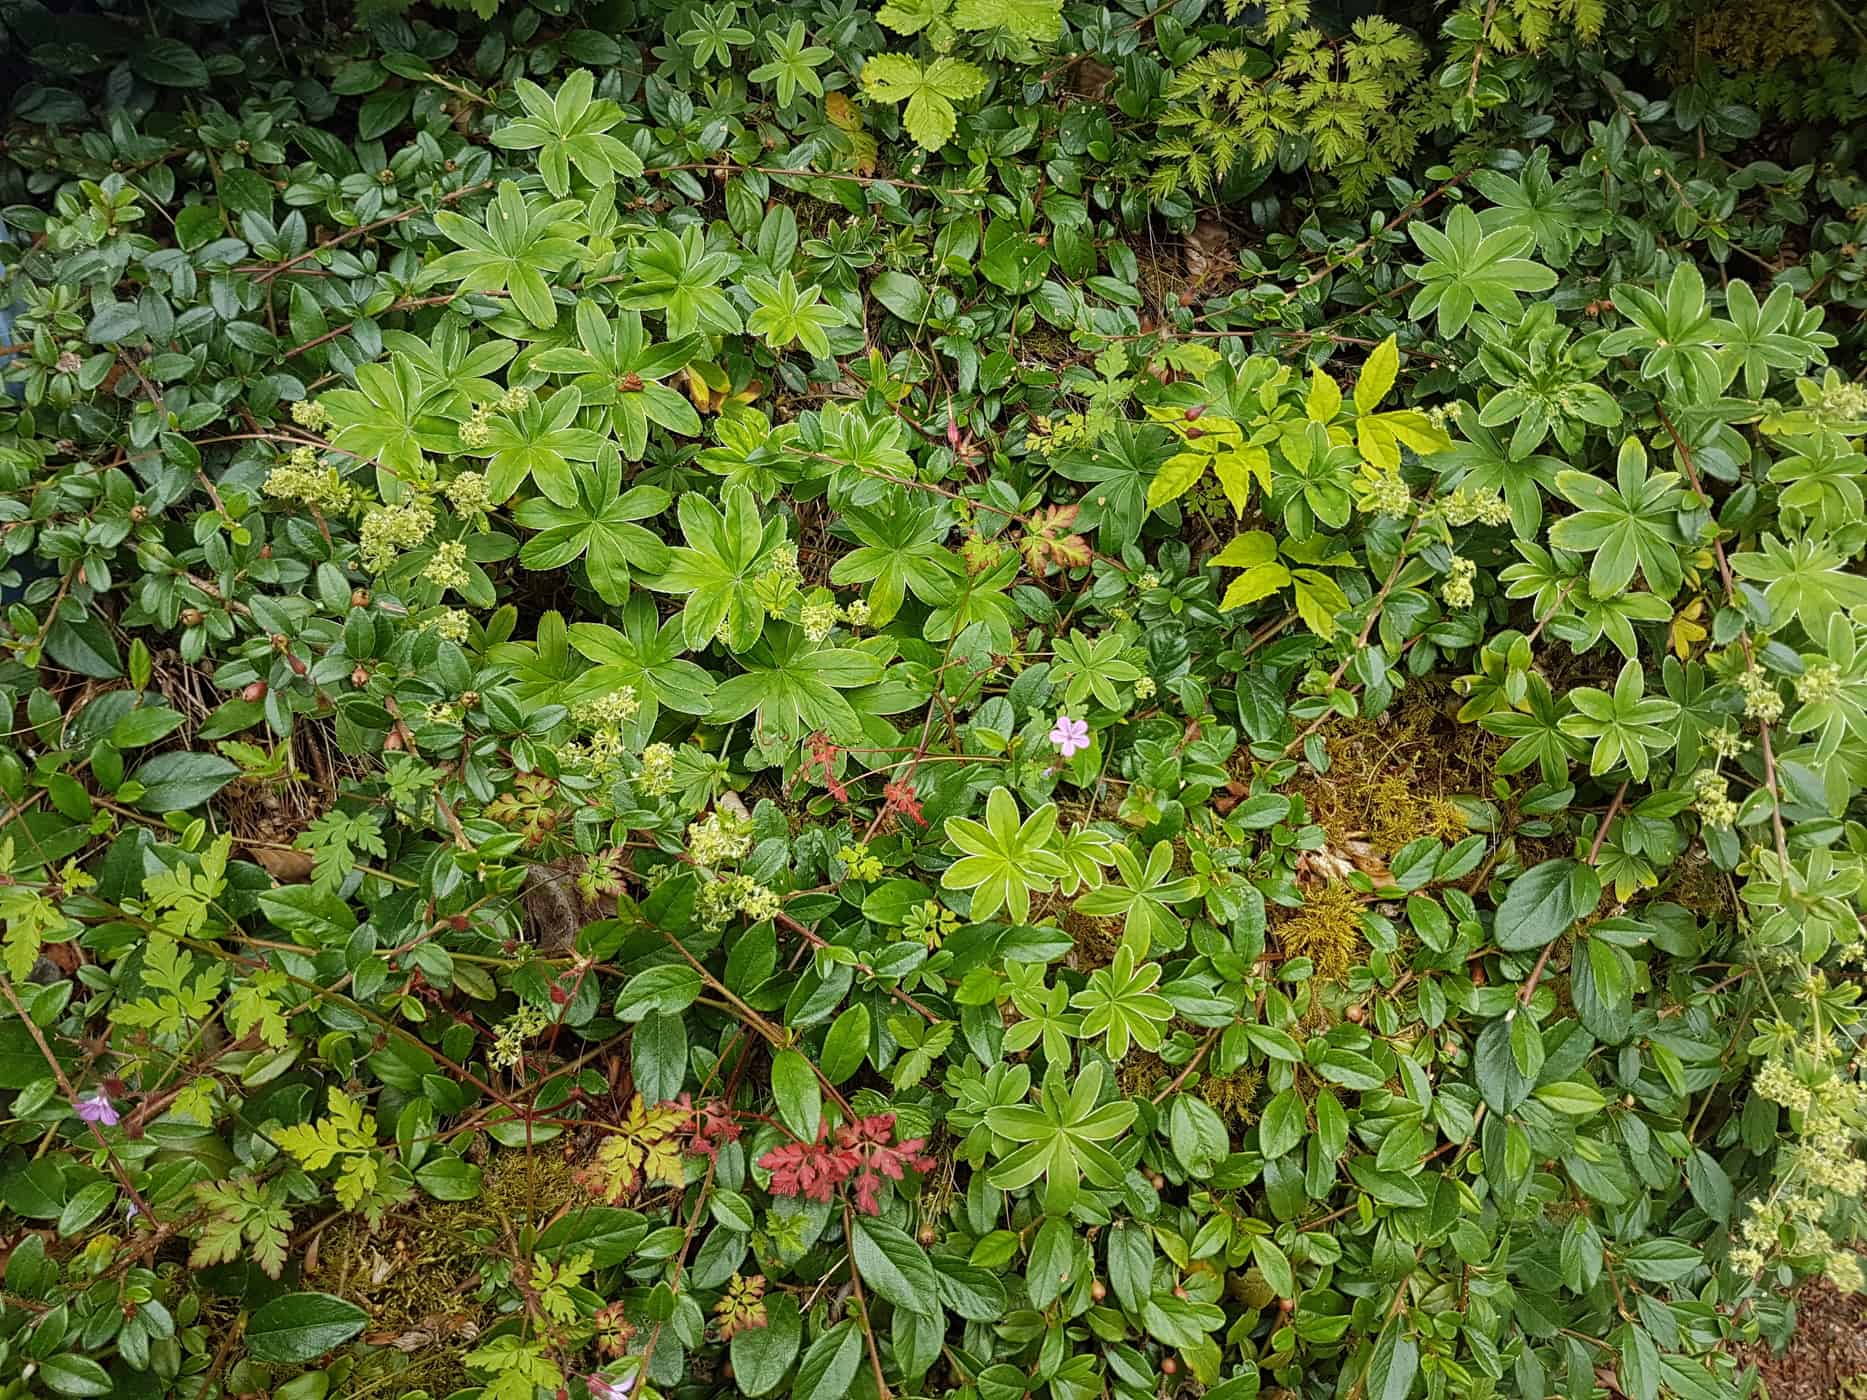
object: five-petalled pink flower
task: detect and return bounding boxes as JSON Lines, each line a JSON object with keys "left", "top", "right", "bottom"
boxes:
{"left": 1049, "top": 714, "right": 1090, "bottom": 758}
{"left": 75, "top": 1092, "right": 119, "bottom": 1126}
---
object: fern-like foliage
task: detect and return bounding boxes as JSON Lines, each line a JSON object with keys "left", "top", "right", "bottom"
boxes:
{"left": 1151, "top": 17, "right": 1430, "bottom": 206}
{"left": 1473, "top": 0, "right": 1608, "bottom": 53}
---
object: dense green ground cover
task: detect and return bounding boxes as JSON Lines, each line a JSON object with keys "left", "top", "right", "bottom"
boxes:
{"left": 2, "top": 0, "right": 1867, "bottom": 1396}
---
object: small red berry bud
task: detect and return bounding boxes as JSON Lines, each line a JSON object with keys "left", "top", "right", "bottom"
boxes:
{"left": 242, "top": 681, "right": 267, "bottom": 702}
{"left": 1161, "top": 1358, "right": 1178, "bottom": 1376}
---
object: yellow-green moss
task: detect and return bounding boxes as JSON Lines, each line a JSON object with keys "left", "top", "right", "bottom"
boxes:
{"left": 1294, "top": 692, "right": 1500, "bottom": 857}
{"left": 1679, "top": 0, "right": 1837, "bottom": 73}
{"left": 305, "top": 1146, "right": 582, "bottom": 1396}
{"left": 1199, "top": 1066, "right": 1263, "bottom": 1125}
{"left": 1273, "top": 883, "right": 1366, "bottom": 981}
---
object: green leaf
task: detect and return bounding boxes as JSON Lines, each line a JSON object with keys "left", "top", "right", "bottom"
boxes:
{"left": 246, "top": 1292, "right": 370, "bottom": 1363}
{"left": 1495, "top": 859, "right": 1600, "bottom": 952}
{"left": 732, "top": 1293, "right": 802, "bottom": 1396}
{"left": 110, "top": 705, "right": 186, "bottom": 749}
{"left": 770, "top": 1048, "right": 821, "bottom": 1141}
{"left": 1251, "top": 1234, "right": 1294, "bottom": 1298}
{"left": 1408, "top": 205, "right": 1557, "bottom": 336}
{"left": 129, "top": 753, "right": 240, "bottom": 811}
{"left": 1366, "top": 1325, "right": 1420, "bottom": 1400}
{"left": 793, "top": 1321, "right": 864, "bottom": 1400}
{"left": 133, "top": 38, "right": 209, "bottom": 86}
{"left": 414, "top": 1155, "right": 484, "bottom": 1200}
{"left": 258, "top": 885, "right": 359, "bottom": 945}
{"left": 851, "top": 1215, "right": 940, "bottom": 1315}
{"left": 860, "top": 53, "right": 988, "bottom": 151}
{"left": 614, "top": 963, "right": 703, "bottom": 1021}
{"left": 1108, "top": 1220, "right": 1154, "bottom": 1312}
{"left": 1168, "top": 1093, "right": 1229, "bottom": 1179}
{"left": 820, "top": 1004, "right": 870, "bottom": 1083}
{"left": 40, "top": 1356, "right": 115, "bottom": 1397}
{"left": 1259, "top": 1088, "right": 1307, "bottom": 1160}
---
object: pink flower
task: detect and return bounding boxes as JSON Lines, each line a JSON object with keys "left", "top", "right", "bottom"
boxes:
{"left": 75, "top": 1093, "right": 119, "bottom": 1126}
{"left": 1049, "top": 714, "right": 1090, "bottom": 758}
{"left": 588, "top": 1373, "right": 635, "bottom": 1400}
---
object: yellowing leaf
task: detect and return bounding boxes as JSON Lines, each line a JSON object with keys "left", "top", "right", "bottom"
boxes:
{"left": 1357, "top": 409, "right": 1451, "bottom": 471}
{"left": 1354, "top": 335, "right": 1400, "bottom": 414}
{"left": 1210, "top": 444, "right": 1269, "bottom": 515}
{"left": 1669, "top": 598, "right": 1707, "bottom": 660}
{"left": 953, "top": 0, "right": 1061, "bottom": 41}
{"left": 825, "top": 92, "right": 862, "bottom": 131}
{"left": 1292, "top": 568, "right": 1351, "bottom": 638}
{"left": 1146, "top": 449, "right": 1210, "bottom": 508}
{"left": 1382, "top": 409, "right": 1453, "bottom": 456}
{"left": 1307, "top": 368, "right": 1342, "bottom": 423}
{"left": 1220, "top": 562, "right": 1292, "bottom": 611}
{"left": 1210, "top": 529, "right": 1279, "bottom": 568}
{"left": 585, "top": 1094, "right": 689, "bottom": 1202}
{"left": 1358, "top": 417, "right": 1401, "bottom": 472}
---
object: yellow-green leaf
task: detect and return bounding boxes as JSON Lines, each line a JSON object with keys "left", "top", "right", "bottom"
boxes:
{"left": 1307, "top": 368, "right": 1342, "bottom": 423}
{"left": 1210, "top": 529, "right": 1279, "bottom": 568}
{"left": 1358, "top": 416, "right": 1401, "bottom": 472}
{"left": 1210, "top": 445, "right": 1269, "bottom": 515}
{"left": 1382, "top": 408, "right": 1453, "bottom": 456}
{"left": 1147, "top": 449, "right": 1210, "bottom": 508}
{"left": 1534, "top": 1081, "right": 1607, "bottom": 1116}
{"left": 1355, "top": 335, "right": 1400, "bottom": 414}
{"left": 1292, "top": 568, "right": 1351, "bottom": 638}
{"left": 1220, "top": 562, "right": 1291, "bottom": 611}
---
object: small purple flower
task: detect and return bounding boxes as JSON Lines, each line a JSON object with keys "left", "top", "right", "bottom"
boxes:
{"left": 1049, "top": 714, "right": 1090, "bottom": 759}
{"left": 75, "top": 1092, "right": 119, "bottom": 1127}
{"left": 588, "top": 1374, "right": 635, "bottom": 1400}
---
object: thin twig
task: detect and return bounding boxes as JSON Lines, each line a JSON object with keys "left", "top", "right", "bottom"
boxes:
{"left": 255, "top": 181, "right": 494, "bottom": 284}
{"left": 653, "top": 162, "right": 980, "bottom": 196}
{"left": 1151, "top": 1026, "right": 1224, "bottom": 1105}
{"left": 844, "top": 1203, "right": 893, "bottom": 1400}
{"left": 1653, "top": 404, "right": 1789, "bottom": 863}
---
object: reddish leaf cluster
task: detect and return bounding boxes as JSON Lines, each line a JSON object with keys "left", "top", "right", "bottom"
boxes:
{"left": 800, "top": 733, "right": 849, "bottom": 801}
{"left": 683, "top": 1096, "right": 743, "bottom": 1160}
{"left": 759, "top": 1113, "right": 935, "bottom": 1215}
{"left": 882, "top": 778, "right": 925, "bottom": 827}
